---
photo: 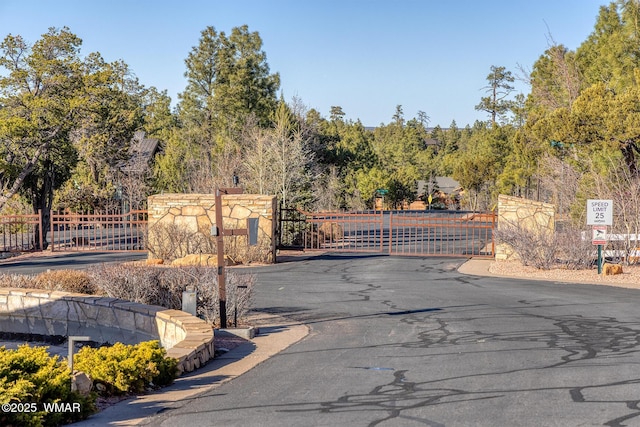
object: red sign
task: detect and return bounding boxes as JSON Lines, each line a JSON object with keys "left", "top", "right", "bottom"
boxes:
{"left": 592, "top": 225, "right": 607, "bottom": 245}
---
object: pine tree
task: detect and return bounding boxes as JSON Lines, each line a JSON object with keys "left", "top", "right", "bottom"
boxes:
{"left": 475, "top": 66, "right": 515, "bottom": 127}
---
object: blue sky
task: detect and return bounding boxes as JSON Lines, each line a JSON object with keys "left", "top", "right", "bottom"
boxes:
{"left": 1, "top": 0, "right": 604, "bottom": 127}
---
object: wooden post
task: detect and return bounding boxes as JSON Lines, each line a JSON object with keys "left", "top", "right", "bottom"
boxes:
{"left": 214, "top": 187, "right": 246, "bottom": 329}
{"left": 214, "top": 189, "right": 227, "bottom": 328}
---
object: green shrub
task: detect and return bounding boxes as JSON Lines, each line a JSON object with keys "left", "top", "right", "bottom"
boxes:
{"left": 0, "top": 345, "right": 95, "bottom": 427}
{"left": 73, "top": 341, "right": 177, "bottom": 396}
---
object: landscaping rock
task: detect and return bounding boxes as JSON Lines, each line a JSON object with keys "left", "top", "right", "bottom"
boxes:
{"left": 602, "top": 263, "right": 623, "bottom": 276}
{"left": 72, "top": 371, "right": 93, "bottom": 396}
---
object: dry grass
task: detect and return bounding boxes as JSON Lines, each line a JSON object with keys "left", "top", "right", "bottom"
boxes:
{"left": 34, "top": 269, "right": 97, "bottom": 294}
{"left": 0, "top": 273, "right": 35, "bottom": 288}
{"left": 87, "top": 263, "right": 254, "bottom": 327}
{"left": 489, "top": 259, "right": 640, "bottom": 289}
{"left": 0, "top": 269, "right": 97, "bottom": 294}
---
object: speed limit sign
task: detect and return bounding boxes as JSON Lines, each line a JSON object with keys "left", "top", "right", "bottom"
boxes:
{"left": 586, "top": 200, "right": 613, "bottom": 226}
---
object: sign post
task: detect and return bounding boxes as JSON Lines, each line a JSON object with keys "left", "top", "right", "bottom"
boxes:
{"left": 375, "top": 189, "right": 388, "bottom": 213}
{"left": 586, "top": 200, "right": 613, "bottom": 274}
{"left": 214, "top": 187, "right": 245, "bottom": 329}
{"left": 592, "top": 225, "right": 607, "bottom": 273}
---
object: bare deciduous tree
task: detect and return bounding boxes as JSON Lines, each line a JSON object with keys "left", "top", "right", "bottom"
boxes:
{"left": 528, "top": 32, "right": 582, "bottom": 111}
{"left": 590, "top": 155, "right": 640, "bottom": 264}
{"left": 241, "top": 116, "right": 275, "bottom": 195}
{"left": 538, "top": 154, "right": 582, "bottom": 217}
{"left": 241, "top": 102, "right": 312, "bottom": 206}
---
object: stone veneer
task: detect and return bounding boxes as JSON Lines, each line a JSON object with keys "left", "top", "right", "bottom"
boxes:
{"left": 0, "top": 288, "right": 214, "bottom": 375}
{"left": 496, "top": 194, "right": 556, "bottom": 261}
{"left": 147, "top": 193, "right": 277, "bottom": 264}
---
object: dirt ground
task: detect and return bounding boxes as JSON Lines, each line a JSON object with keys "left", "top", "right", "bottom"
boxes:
{"left": 489, "top": 260, "right": 640, "bottom": 289}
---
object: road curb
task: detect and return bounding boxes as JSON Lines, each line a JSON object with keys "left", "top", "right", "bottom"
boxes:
{"left": 457, "top": 258, "right": 497, "bottom": 277}
{"left": 73, "top": 317, "right": 309, "bottom": 426}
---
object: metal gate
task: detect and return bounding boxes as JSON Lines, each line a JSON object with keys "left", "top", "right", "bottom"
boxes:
{"left": 389, "top": 211, "right": 495, "bottom": 257}
{"left": 278, "top": 206, "right": 308, "bottom": 250}
{"left": 278, "top": 207, "right": 385, "bottom": 252}
{"left": 304, "top": 211, "right": 384, "bottom": 252}
{"left": 278, "top": 207, "right": 496, "bottom": 258}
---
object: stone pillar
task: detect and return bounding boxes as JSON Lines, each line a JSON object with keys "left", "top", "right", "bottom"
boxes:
{"left": 496, "top": 195, "right": 555, "bottom": 261}
{"left": 147, "top": 193, "right": 277, "bottom": 264}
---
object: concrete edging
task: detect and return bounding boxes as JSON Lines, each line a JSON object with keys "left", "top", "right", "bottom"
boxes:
{"left": 215, "top": 326, "right": 257, "bottom": 340}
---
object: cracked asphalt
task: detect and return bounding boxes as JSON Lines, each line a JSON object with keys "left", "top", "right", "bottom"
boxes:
{"left": 143, "top": 253, "right": 640, "bottom": 427}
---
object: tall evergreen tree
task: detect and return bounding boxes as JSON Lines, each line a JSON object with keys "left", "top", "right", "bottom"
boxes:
{"left": 55, "top": 54, "right": 145, "bottom": 213}
{"left": 214, "top": 25, "right": 280, "bottom": 132}
{"left": 576, "top": 2, "right": 632, "bottom": 92}
{"left": 451, "top": 124, "right": 514, "bottom": 210}
{"left": 157, "top": 25, "right": 280, "bottom": 192}
{"left": 475, "top": 65, "right": 515, "bottom": 127}
{"left": 530, "top": 44, "right": 582, "bottom": 112}
{"left": 142, "top": 87, "right": 175, "bottom": 142}
{"left": 0, "top": 28, "right": 84, "bottom": 215}
{"left": 0, "top": 27, "right": 146, "bottom": 243}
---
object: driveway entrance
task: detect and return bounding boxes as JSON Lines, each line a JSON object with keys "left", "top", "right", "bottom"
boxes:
{"left": 146, "top": 254, "right": 640, "bottom": 427}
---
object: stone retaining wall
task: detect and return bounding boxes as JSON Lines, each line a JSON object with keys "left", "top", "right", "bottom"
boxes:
{"left": 496, "top": 195, "right": 555, "bottom": 261}
{"left": 147, "top": 193, "right": 277, "bottom": 264}
{"left": 0, "top": 288, "right": 213, "bottom": 374}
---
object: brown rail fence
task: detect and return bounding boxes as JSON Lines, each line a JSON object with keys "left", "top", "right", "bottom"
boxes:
{"left": 0, "top": 212, "right": 43, "bottom": 253}
{"left": 389, "top": 211, "right": 496, "bottom": 257}
{"left": 303, "top": 211, "right": 385, "bottom": 252}
{"left": 278, "top": 207, "right": 496, "bottom": 258}
{"left": 0, "top": 208, "right": 496, "bottom": 257}
{"left": 50, "top": 210, "right": 148, "bottom": 252}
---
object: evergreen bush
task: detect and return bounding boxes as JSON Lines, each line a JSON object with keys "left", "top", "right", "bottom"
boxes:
{"left": 0, "top": 345, "right": 95, "bottom": 426}
{"left": 73, "top": 341, "right": 177, "bottom": 396}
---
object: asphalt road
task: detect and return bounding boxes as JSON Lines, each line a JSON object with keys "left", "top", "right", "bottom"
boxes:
{"left": 141, "top": 253, "right": 640, "bottom": 427}
{"left": 0, "top": 252, "right": 147, "bottom": 275}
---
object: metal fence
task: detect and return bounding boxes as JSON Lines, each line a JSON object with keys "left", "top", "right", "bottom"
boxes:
{"left": 278, "top": 207, "right": 385, "bottom": 252}
{"left": 0, "top": 212, "right": 43, "bottom": 252}
{"left": 304, "top": 211, "right": 384, "bottom": 252}
{"left": 0, "top": 210, "right": 148, "bottom": 253}
{"left": 50, "top": 210, "right": 148, "bottom": 252}
{"left": 3, "top": 208, "right": 496, "bottom": 257}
